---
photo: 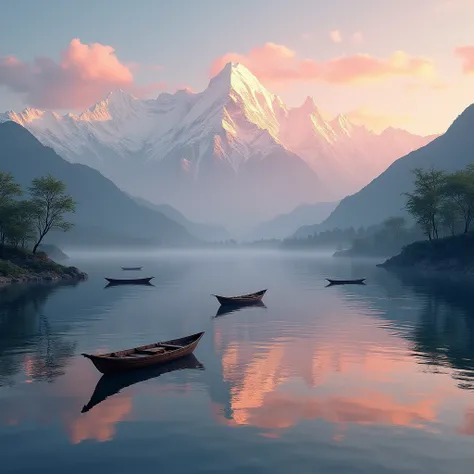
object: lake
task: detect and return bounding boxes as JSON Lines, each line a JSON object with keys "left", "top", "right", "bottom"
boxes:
{"left": 0, "top": 249, "right": 473, "bottom": 474}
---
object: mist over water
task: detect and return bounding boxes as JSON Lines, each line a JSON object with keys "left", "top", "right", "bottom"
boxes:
{"left": 0, "top": 249, "right": 473, "bottom": 474}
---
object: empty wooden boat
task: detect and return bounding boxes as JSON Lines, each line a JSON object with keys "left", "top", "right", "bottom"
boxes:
{"left": 104, "top": 276, "right": 154, "bottom": 285}
{"left": 326, "top": 278, "right": 366, "bottom": 285}
{"left": 82, "top": 331, "right": 205, "bottom": 374}
{"left": 121, "top": 266, "right": 142, "bottom": 271}
{"left": 81, "top": 354, "right": 204, "bottom": 413}
{"left": 212, "top": 289, "right": 267, "bottom": 306}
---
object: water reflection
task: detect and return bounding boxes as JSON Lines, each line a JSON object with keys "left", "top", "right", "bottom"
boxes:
{"left": 2, "top": 252, "right": 474, "bottom": 473}
{"left": 82, "top": 354, "right": 204, "bottom": 413}
{"left": 214, "top": 301, "right": 267, "bottom": 318}
{"left": 0, "top": 282, "right": 80, "bottom": 386}
{"left": 373, "top": 272, "right": 474, "bottom": 391}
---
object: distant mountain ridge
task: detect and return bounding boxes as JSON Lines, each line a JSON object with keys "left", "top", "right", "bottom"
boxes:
{"left": 132, "top": 197, "right": 230, "bottom": 242}
{"left": 318, "top": 103, "right": 474, "bottom": 231}
{"left": 0, "top": 121, "right": 197, "bottom": 247}
{"left": 246, "top": 202, "right": 339, "bottom": 240}
{"left": 1, "top": 63, "right": 435, "bottom": 230}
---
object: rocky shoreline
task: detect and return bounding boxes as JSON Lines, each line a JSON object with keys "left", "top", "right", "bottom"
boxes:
{"left": 0, "top": 246, "right": 87, "bottom": 286}
{"left": 377, "top": 233, "right": 474, "bottom": 278}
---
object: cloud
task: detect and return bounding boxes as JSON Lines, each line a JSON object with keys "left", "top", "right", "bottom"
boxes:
{"left": 330, "top": 30, "right": 342, "bottom": 43}
{"left": 352, "top": 32, "right": 364, "bottom": 44}
{"left": 346, "top": 107, "right": 413, "bottom": 133}
{"left": 0, "top": 38, "right": 164, "bottom": 109}
{"left": 455, "top": 46, "right": 474, "bottom": 74}
{"left": 435, "top": 0, "right": 474, "bottom": 12}
{"left": 211, "top": 43, "right": 435, "bottom": 85}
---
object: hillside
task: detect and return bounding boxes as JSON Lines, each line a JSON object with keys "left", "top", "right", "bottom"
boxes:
{"left": 247, "top": 201, "right": 338, "bottom": 240}
{"left": 0, "top": 121, "right": 197, "bottom": 247}
{"left": 320, "top": 104, "right": 474, "bottom": 230}
{"left": 132, "top": 197, "right": 230, "bottom": 242}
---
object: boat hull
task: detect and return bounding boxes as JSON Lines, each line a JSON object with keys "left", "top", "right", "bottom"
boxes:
{"left": 213, "top": 289, "right": 267, "bottom": 306}
{"left": 105, "top": 277, "right": 153, "bottom": 285}
{"left": 82, "top": 332, "right": 205, "bottom": 375}
{"left": 121, "top": 267, "right": 142, "bottom": 271}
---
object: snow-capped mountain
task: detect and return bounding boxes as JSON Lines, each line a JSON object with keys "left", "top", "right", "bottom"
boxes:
{"left": 0, "top": 62, "right": 435, "bottom": 230}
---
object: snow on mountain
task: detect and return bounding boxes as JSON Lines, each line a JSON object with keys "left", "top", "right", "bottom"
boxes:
{"left": 0, "top": 62, "right": 436, "bottom": 230}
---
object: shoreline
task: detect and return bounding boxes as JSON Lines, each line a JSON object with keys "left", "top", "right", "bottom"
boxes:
{"left": 0, "top": 268, "right": 87, "bottom": 286}
{"left": 0, "top": 245, "right": 87, "bottom": 287}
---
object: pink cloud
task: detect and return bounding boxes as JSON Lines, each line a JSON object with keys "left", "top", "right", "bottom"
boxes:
{"left": 455, "top": 45, "right": 474, "bottom": 74}
{"left": 0, "top": 38, "right": 163, "bottom": 109}
{"left": 330, "top": 30, "right": 343, "bottom": 43}
{"left": 211, "top": 43, "right": 435, "bottom": 85}
{"left": 346, "top": 107, "right": 413, "bottom": 133}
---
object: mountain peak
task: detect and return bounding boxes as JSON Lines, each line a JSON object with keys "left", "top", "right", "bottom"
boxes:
{"left": 79, "top": 89, "right": 138, "bottom": 122}
{"left": 211, "top": 61, "right": 262, "bottom": 89}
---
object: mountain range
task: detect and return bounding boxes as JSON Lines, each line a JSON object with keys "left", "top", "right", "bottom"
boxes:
{"left": 0, "top": 62, "right": 435, "bottom": 231}
{"left": 314, "top": 103, "right": 474, "bottom": 232}
{"left": 0, "top": 121, "right": 197, "bottom": 248}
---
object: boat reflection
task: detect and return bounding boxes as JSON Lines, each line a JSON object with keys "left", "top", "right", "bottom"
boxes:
{"left": 214, "top": 301, "right": 267, "bottom": 318}
{"left": 81, "top": 354, "right": 204, "bottom": 413}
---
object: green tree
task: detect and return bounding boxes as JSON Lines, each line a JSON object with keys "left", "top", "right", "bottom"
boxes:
{"left": 439, "top": 200, "right": 461, "bottom": 236}
{"left": 29, "top": 175, "right": 76, "bottom": 253}
{"left": 0, "top": 172, "right": 23, "bottom": 248}
{"left": 4, "top": 201, "right": 36, "bottom": 248}
{"left": 443, "top": 165, "right": 474, "bottom": 234}
{"left": 404, "top": 168, "right": 447, "bottom": 240}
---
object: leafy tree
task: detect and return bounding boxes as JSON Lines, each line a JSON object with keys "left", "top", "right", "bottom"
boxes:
{"left": 443, "top": 165, "right": 474, "bottom": 233}
{"left": 0, "top": 171, "right": 22, "bottom": 204}
{"left": 29, "top": 175, "right": 76, "bottom": 253}
{"left": 5, "top": 201, "right": 36, "bottom": 248}
{"left": 439, "top": 200, "right": 461, "bottom": 236}
{"left": 0, "top": 172, "right": 23, "bottom": 247}
{"left": 404, "top": 168, "right": 447, "bottom": 240}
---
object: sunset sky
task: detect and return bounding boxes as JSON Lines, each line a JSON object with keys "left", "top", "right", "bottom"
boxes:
{"left": 1, "top": 0, "right": 473, "bottom": 135}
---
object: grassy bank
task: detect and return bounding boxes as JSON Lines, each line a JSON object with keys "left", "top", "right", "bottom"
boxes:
{"left": 0, "top": 245, "right": 87, "bottom": 285}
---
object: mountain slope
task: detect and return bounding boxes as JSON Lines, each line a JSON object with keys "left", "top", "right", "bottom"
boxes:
{"left": 1, "top": 63, "right": 435, "bottom": 229}
{"left": 320, "top": 104, "right": 474, "bottom": 230}
{"left": 0, "top": 121, "right": 196, "bottom": 247}
{"left": 132, "top": 197, "right": 230, "bottom": 242}
{"left": 247, "top": 201, "right": 339, "bottom": 240}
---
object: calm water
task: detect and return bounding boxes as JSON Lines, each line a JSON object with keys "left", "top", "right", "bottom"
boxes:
{"left": 1, "top": 250, "right": 473, "bottom": 473}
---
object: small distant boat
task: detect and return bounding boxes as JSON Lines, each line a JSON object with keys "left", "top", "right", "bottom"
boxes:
{"left": 82, "top": 331, "right": 205, "bottom": 374}
{"left": 326, "top": 278, "right": 366, "bottom": 285}
{"left": 105, "top": 277, "right": 154, "bottom": 285}
{"left": 212, "top": 289, "right": 267, "bottom": 306}
{"left": 121, "top": 266, "right": 142, "bottom": 271}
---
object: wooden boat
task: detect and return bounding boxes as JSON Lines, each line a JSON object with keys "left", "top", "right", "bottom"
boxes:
{"left": 81, "top": 354, "right": 204, "bottom": 413}
{"left": 104, "top": 276, "right": 154, "bottom": 285}
{"left": 121, "top": 266, "right": 142, "bottom": 271}
{"left": 212, "top": 289, "right": 267, "bottom": 306}
{"left": 215, "top": 300, "right": 266, "bottom": 318}
{"left": 326, "top": 278, "right": 366, "bottom": 285}
{"left": 82, "top": 331, "right": 205, "bottom": 374}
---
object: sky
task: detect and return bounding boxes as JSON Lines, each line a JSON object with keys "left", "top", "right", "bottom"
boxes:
{"left": 0, "top": 0, "right": 474, "bottom": 135}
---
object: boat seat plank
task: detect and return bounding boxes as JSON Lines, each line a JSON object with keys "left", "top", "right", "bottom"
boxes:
{"left": 158, "top": 343, "right": 184, "bottom": 350}
{"left": 136, "top": 348, "right": 166, "bottom": 355}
